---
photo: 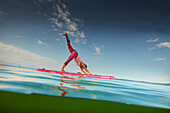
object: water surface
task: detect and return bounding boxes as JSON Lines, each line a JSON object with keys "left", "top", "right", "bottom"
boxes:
{"left": 0, "top": 64, "right": 169, "bottom": 109}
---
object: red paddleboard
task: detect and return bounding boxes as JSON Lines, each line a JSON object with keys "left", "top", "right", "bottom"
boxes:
{"left": 35, "top": 68, "right": 114, "bottom": 80}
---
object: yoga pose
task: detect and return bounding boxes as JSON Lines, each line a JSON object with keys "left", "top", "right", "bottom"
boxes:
{"left": 60, "top": 33, "right": 93, "bottom": 75}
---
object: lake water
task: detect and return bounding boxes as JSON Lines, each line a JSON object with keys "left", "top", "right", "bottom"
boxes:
{"left": 0, "top": 64, "right": 169, "bottom": 109}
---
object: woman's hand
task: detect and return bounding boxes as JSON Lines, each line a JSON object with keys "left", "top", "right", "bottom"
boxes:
{"left": 62, "top": 33, "right": 67, "bottom": 36}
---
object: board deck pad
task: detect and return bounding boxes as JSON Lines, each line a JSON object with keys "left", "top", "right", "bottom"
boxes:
{"left": 35, "top": 68, "right": 114, "bottom": 80}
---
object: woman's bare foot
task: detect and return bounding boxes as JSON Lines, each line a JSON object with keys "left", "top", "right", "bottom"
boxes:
{"left": 60, "top": 69, "right": 65, "bottom": 72}
{"left": 62, "top": 33, "right": 67, "bottom": 36}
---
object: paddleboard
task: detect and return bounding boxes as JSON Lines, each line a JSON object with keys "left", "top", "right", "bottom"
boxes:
{"left": 35, "top": 68, "right": 114, "bottom": 80}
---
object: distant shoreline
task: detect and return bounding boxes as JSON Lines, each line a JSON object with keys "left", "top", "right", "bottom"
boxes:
{"left": 0, "top": 90, "right": 169, "bottom": 113}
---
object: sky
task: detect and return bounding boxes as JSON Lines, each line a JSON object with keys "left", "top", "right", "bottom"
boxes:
{"left": 0, "top": 0, "right": 170, "bottom": 83}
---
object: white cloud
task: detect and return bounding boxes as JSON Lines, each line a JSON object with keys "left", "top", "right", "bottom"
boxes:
{"left": 91, "top": 43, "right": 102, "bottom": 55}
{"left": 62, "top": 3, "right": 67, "bottom": 9}
{"left": 81, "top": 38, "right": 87, "bottom": 45}
{"left": 37, "top": 40, "right": 48, "bottom": 46}
{"left": 73, "top": 31, "right": 86, "bottom": 44}
{"left": 148, "top": 41, "right": 170, "bottom": 50}
{"left": 68, "top": 24, "right": 77, "bottom": 31}
{"left": 49, "top": 18, "right": 63, "bottom": 27}
{"left": 146, "top": 38, "right": 158, "bottom": 42}
{"left": 65, "top": 18, "right": 71, "bottom": 23}
{"left": 94, "top": 47, "right": 101, "bottom": 55}
{"left": 56, "top": 4, "right": 70, "bottom": 18}
{"left": 79, "top": 31, "right": 85, "bottom": 38}
{"left": 73, "top": 18, "right": 83, "bottom": 22}
{"left": 35, "top": 0, "right": 86, "bottom": 44}
{"left": 74, "top": 38, "right": 80, "bottom": 43}
{"left": 156, "top": 42, "right": 170, "bottom": 49}
{"left": 54, "top": 4, "right": 79, "bottom": 33}
{"left": 53, "top": 28, "right": 58, "bottom": 31}
{"left": 152, "top": 58, "right": 167, "bottom": 61}
{"left": 0, "top": 42, "right": 58, "bottom": 69}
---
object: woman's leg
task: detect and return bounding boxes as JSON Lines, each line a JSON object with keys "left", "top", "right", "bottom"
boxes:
{"left": 64, "top": 51, "right": 78, "bottom": 66}
{"left": 61, "top": 33, "right": 77, "bottom": 72}
{"left": 66, "top": 35, "right": 75, "bottom": 53}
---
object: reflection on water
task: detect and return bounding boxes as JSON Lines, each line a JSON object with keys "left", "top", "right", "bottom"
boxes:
{"left": 55, "top": 74, "right": 86, "bottom": 97}
{"left": 55, "top": 86, "right": 68, "bottom": 97}
{"left": 0, "top": 64, "right": 170, "bottom": 109}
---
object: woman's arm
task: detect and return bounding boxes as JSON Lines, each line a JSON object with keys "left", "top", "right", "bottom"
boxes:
{"left": 84, "top": 68, "right": 93, "bottom": 75}
{"left": 80, "top": 62, "right": 94, "bottom": 75}
{"left": 80, "top": 66, "right": 87, "bottom": 74}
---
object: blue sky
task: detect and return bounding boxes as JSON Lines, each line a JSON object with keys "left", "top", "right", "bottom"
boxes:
{"left": 0, "top": 0, "right": 170, "bottom": 83}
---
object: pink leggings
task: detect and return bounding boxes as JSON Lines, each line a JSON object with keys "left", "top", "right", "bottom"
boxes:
{"left": 64, "top": 39, "right": 78, "bottom": 65}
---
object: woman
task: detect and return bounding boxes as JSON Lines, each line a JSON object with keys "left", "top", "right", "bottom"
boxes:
{"left": 60, "top": 33, "right": 93, "bottom": 75}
